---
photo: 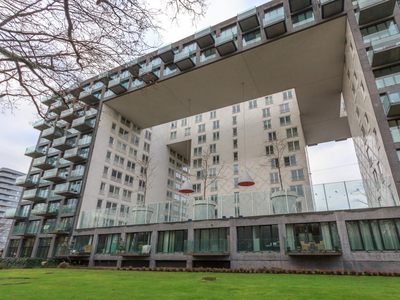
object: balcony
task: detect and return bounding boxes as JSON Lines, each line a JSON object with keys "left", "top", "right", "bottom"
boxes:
{"left": 42, "top": 168, "right": 68, "bottom": 183}
{"left": 263, "top": 7, "right": 286, "bottom": 39}
{"left": 46, "top": 112, "right": 58, "bottom": 121}
{"left": 375, "top": 71, "right": 400, "bottom": 89}
{"left": 61, "top": 203, "right": 77, "bottom": 214}
{"left": 32, "top": 156, "right": 57, "bottom": 170}
{"left": 390, "top": 127, "right": 400, "bottom": 143}
{"left": 70, "top": 168, "right": 85, "bottom": 178}
{"left": 4, "top": 208, "right": 29, "bottom": 220}
{"left": 174, "top": 50, "right": 196, "bottom": 71}
{"left": 79, "top": 89, "right": 100, "bottom": 105}
{"left": 60, "top": 108, "right": 81, "bottom": 123}
{"left": 215, "top": 34, "right": 238, "bottom": 56}
{"left": 24, "top": 145, "right": 47, "bottom": 158}
{"left": 194, "top": 26, "right": 215, "bottom": 49}
{"left": 78, "top": 136, "right": 92, "bottom": 146}
{"left": 31, "top": 203, "right": 59, "bottom": 217}
{"left": 125, "top": 58, "right": 142, "bottom": 77}
{"left": 42, "top": 221, "right": 72, "bottom": 235}
{"left": 64, "top": 147, "right": 88, "bottom": 163}
{"left": 54, "top": 183, "right": 80, "bottom": 197}
{"left": 52, "top": 136, "right": 76, "bottom": 151}
{"left": 237, "top": 238, "right": 280, "bottom": 253}
{"left": 284, "top": 235, "right": 342, "bottom": 255}
{"left": 41, "top": 94, "right": 58, "bottom": 106}
{"left": 138, "top": 65, "right": 160, "bottom": 84}
{"left": 22, "top": 188, "right": 48, "bottom": 202}
{"left": 289, "top": 0, "right": 312, "bottom": 13}
{"left": 237, "top": 7, "right": 259, "bottom": 33}
{"left": 320, "top": 0, "right": 344, "bottom": 19}
{"left": 357, "top": 0, "right": 396, "bottom": 26}
{"left": 15, "top": 175, "right": 38, "bottom": 188}
{"left": 157, "top": 43, "right": 178, "bottom": 63}
{"left": 49, "top": 101, "right": 66, "bottom": 115}
{"left": 382, "top": 90, "right": 400, "bottom": 116}
{"left": 67, "top": 83, "right": 84, "bottom": 98}
{"left": 12, "top": 223, "right": 38, "bottom": 237}
{"left": 369, "top": 34, "right": 400, "bottom": 67}
{"left": 33, "top": 119, "right": 52, "bottom": 131}
{"left": 184, "top": 239, "right": 230, "bottom": 256}
{"left": 41, "top": 127, "right": 64, "bottom": 140}
{"left": 98, "top": 71, "right": 113, "bottom": 85}
{"left": 108, "top": 76, "right": 129, "bottom": 95}
{"left": 72, "top": 116, "right": 95, "bottom": 132}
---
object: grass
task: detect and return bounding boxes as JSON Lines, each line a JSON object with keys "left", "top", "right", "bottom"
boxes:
{"left": 0, "top": 269, "right": 399, "bottom": 300}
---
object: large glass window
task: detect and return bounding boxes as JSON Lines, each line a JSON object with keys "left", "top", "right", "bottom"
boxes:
{"left": 36, "top": 238, "right": 52, "bottom": 258}
{"left": 361, "top": 20, "right": 398, "bottom": 44}
{"left": 292, "top": 10, "right": 314, "bottom": 28}
{"left": 20, "top": 238, "right": 35, "bottom": 258}
{"left": 156, "top": 230, "right": 187, "bottom": 253}
{"left": 194, "top": 228, "right": 230, "bottom": 253}
{"left": 53, "top": 236, "right": 70, "bottom": 256}
{"left": 6, "top": 239, "right": 20, "bottom": 257}
{"left": 96, "top": 234, "right": 120, "bottom": 254}
{"left": 125, "top": 232, "right": 152, "bottom": 254}
{"left": 237, "top": 225, "right": 279, "bottom": 252}
{"left": 72, "top": 235, "right": 93, "bottom": 254}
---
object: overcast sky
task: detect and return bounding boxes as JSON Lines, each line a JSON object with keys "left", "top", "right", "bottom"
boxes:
{"left": 0, "top": 0, "right": 362, "bottom": 184}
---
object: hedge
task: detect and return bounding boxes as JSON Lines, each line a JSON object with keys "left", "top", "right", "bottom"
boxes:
{"left": 0, "top": 257, "right": 68, "bottom": 269}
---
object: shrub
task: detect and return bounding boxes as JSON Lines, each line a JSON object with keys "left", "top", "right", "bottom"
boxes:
{"left": 121, "top": 267, "right": 126, "bottom": 270}
{"left": 128, "top": 266, "right": 133, "bottom": 270}
{"left": 117, "top": 267, "right": 120, "bottom": 270}
{"left": 314, "top": 269, "right": 320, "bottom": 274}
{"left": 0, "top": 257, "right": 67, "bottom": 269}
{"left": 165, "top": 267, "right": 170, "bottom": 272}
{"left": 301, "top": 269, "right": 306, "bottom": 274}
{"left": 325, "top": 270, "right": 334, "bottom": 275}
{"left": 58, "top": 262, "right": 69, "bottom": 269}
{"left": 193, "top": 268, "right": 198, "bottom": 272}
{"left": 350, "top": 270, "right": 357, "bottom": 275}
{"left": 152, "top": 267, "right": 157, "bottom": 271}
{"left": 343, "top": 270, "right": 348, "bottom": 275}
{"left": 336, "top": 270, "right": 343, "bottom": 275}
{"left": 171, "top": 268, "right": 177, "bottom": 272}
{"left": 387, "top": 272, "right": 393, "bottom": 277}
{"left": 0, "top": 264, "right": 3, "bottom": 270}
{"left": 307, "top": 269, "right": 312, "bottom": 274}
{"left": 250, "top": 268, "right": 255, "bottom": 273}
{"left": 372, "top": 271, "right": 378, "bottom": 276}
{"left": 357, "top": 271, "right": 363, "bottom": 276}
{"left": 380, "top": 272, "right": 387, "bottom": 276}
{"left": 364, "top": 270, "right": 371, "bottom": 276}
{"left": 393, "top": 272, "right": 399, "bottom": 277}
{"left": 159, "top": 267, "right": 164, "bottom": 272}
{"left": 281, "top": 269, "right": 287, "bottom": 274}
{"left": 178, "top": 268, "right": 184, "bottom": 272}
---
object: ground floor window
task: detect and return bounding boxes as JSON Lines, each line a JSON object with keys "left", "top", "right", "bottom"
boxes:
{"left": 20, "top": 238, "right": 35, "bottom": 258}
{"left": 237, "top": 225, "right": 279, "bottom": 252}
{"left": 156, "top": 230, "right": 187, "bottom": 253}
{"left": 96, "top": 234, "right": 120, "bottom": 254}
{"left": 53, "top": 236, "right": 69, "bottom": 256}
{"left": 125, "top": 232, "right": 152, "bottom": 254}
{"left": 6, "top": 239, "right": 20, "bottom": 257}
{"left": 194, "top": 228, "right": 230, "bottom": 253}
{"left": 36, "top": 238, "right": 52, "bottom": 258}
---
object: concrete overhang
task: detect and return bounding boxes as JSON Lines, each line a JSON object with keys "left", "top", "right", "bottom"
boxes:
{"left": 106, "top": 16, "right": 350, "bottom": 146}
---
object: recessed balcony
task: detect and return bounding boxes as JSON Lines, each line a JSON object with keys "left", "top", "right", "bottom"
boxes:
{"left": 369, "top": 34, "right": 400, "bottom": 67}
{"left": 289, "top": 0, "right": 312, "bottom": 13}
{"left": 79, "top": 89, "right": 101, "bottom": 105}
{"left": 174, "top": 51, "right": 196, "bottom": 71}
{"left": 194, "top": 26, "right": 216, "bottom": 49}
{"left": 97, "top": 71, "right": 114, "bottom": 85}
{"left": 284, "top": 235, "right": 342, "bottom": 255}
{"left": 108, "top": 76, "right": 130, "bottom": 95}
{"left": 215, "top": 34, "right": 238, "bottom": 56}
{"left": 42, "top": 168, "right": 68, "bottom": 182}
{"left": 183, "top": 240, "right": 230, "bottom": 256}
{"left": 263, "top": 7, "right": 286, "bottom": 39}
{"left": 320, "top": 0, "right": 344, "bottom": 19}
{"left": 41, "top": 94, "right": 58, "bottom": 106}
{"left": 33, "top": 119, "right": 52, "bottom": 131}
{"left": 32, "top": 156, "right": 58, "bottom": 170}
{"left": 52, "top": 136, "right": 76, "bottom": 151}
{"left": 357, "top": 0, "right": 396, "bottom": 26}
{"left": 61, "top": 203, "right": 77, "bottom": 214}
{"left": 31, "top": 203, "right": 60, "bottom": 217}
{"left": 125, "top": 58, "right": 142, "bottom": 77}
{"left": 12, "top": 224, "right": 38, "bottom": 237}
{"left": 15, "top": 175, "right": 38, "bottom": 188}
{"left": 70, "top": 168, "right": 85, "bottom": 178}
{"left": 64, "top": 147, "right": 88, "bottom": 163}
{"left": 237, "top": 7, "right": 260, "bottom": 33}
{"left": 49, "top": 101, "right": 66, "bottom": 115}
{"left": 42, "top": 221, "right": 72, "bottom": 235}
{"left": 60, "top": 108, "right": 81, "bottom": 123}
{"left": 24, "top": 145, "right": 47, "bottom": 158}
{"left": 41, "top": 127, "right": 64, "bottom": 140}
{"left": 22, "top": 188, "right": 49, "bottom": 202}
{"left": 158, "top": 43, "right": 178, "bottom": 63}
{"left": 54, "top": 183, "right": 80, "bottom": 197}
{"left": 138, "top": 65, "right": 160, "bottom": 84}
{"left": 67, "top": 83, "right": 84, "bottom": 98}
{"left": 4, "top": 208, "right": 29, "bottom": 220}
{"left": 382, "top": 89, "right": 400, "bottom": 117}
{"left": 71, "top": 117, "right": 95, "bottom": 132}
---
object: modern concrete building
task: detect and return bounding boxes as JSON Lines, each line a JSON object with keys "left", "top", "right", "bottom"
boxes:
{"left": 4, "top": 0, "right": 400, "bottom": 271}
{"left": 0, "top": 168, "right": 24, "bottom": 250}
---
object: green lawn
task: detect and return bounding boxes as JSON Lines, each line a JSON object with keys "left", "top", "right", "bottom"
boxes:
{"left": 0, "top": 269, "right": 399, "bottom": 300}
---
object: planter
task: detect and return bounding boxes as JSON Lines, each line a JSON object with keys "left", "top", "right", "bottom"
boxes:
{"left": 193, "top": 199, "right": 216, "bottom": 220}
{"left": 271, "top": 191, "right": 298, "bottom": 214}
{"left": 131, "top": 206, "right": 154, "bottom": 224}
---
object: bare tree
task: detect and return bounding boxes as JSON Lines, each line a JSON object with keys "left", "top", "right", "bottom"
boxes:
{"left": 134, "top": 153, "right": 158, "bottom": 205}
{"left": 0, "top": 0, "right": 207, "bottom": 117}
{"left": 196, "top": 148, "right": 225, "bottom": 200}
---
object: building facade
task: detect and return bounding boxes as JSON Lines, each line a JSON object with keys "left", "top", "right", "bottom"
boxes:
{"left": 4, "top": 0, "right": 400, "bottom": 271}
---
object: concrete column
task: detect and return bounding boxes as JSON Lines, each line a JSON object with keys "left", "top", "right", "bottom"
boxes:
{"left": 88, "top": 234, "right": 98, "bottom": 267}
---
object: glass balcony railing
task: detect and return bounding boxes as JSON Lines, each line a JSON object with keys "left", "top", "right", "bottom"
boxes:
{"left": 42, "top": 221, "right": 72, "bottom": 234}
{"left": 33, "top": 119, "right": 52, "bottom": 130}
{"left": 215, "top": 33, "right": 237, "bottom": 47}
{"left": 5, "top": 208, "right": 29, "bottom": 219}
{"left": 390, "top": 127, "right": 400, "bottom": 143}
{"left": 53, "top": 136, "right": 76, "bottom": 149}
{"left": 284, "top": 235, "right": 342, "bottom": 253}
{"left": 33, "top": 156, "right": 57, "bottom": 169}
{"left": 30, "top": 203, "right": 47, "bottom": 215}
{"left": 184, "top": 239, "right": 230, "bottom": 254}
{"left": 376, "top": 71, "right": 400, "bottom": 89}
{"left": 54, "top": 183, "right": 81, "bottom": 196}
{"left": 363, "top": 27, "right": 399, "bottom": 44}
{"left": 292, "top": 13, "right": 315, "bottom": 28}
{"left": 42, "top": 168, "right": 68, "bottom": 181}
{"left": 15, "top": 175, "right": 38, "bottom": 187}
{"left": 358, "top": 0, "right": 386, "bottom": 10}
{"left": 70, "top": 168, "right": 85, "bottom": 178}
{"left": 62, "top": 203, "right": 77, "bottom": 214}
{"left": 12, "top": 224, "right": 27, "bottom": 235}
{"left": 64, "top": 147, "right": 88, "bottom": 162}
{"left": 237, "top": 238, "right": 280, "bottom": 252}
{"left": 41, "top": 94, "right": 57, "bottom": 106}
{"left": 174, "top": 50, "right": 196, "bottom": 65}
{"left": 138, "top": 64, "right": 160, "bottom": 80}
{"left": 371, "top": 34, "right": 400, "bottom": 53}
{"left": 22, "top": 188, "right": 49, "bottom": 200}
{"left": 72, "top": 117, "right": 95, "bottom": 132}
{"left": 78, "top": 136, "right": 92, "bottom": 146}
{"left": 263, "top": 8, "right": 285, "bottom": 27}
{"left": 42, "top": 127, "right": 64, "bottom": 140}
{"left": 25, "top": 145, "right": 47, "bottom": 157}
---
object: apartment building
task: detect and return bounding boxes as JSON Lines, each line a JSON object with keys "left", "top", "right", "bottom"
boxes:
{"left": 0, "top": 168, "right": 24, "bottom": 250}
{"left": 4, "top": 0, "right": 400, "bottom": 271}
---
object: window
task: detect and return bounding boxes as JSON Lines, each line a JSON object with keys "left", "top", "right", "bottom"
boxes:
{"left": 211, "top": 181, "right": 218, "bottom": 191}
{"left": 264, "top": 120, "right": 272, "bottom": 129}
{"left": 171, "top": 121, "right": 177, "bottom": 129}
{"left": 192, "top": 183, "right": 201, "bottom": 193}
{"left": 195, "top": 115, "right": 202, "bottom": 123}
{"left": 170, "top": 131, "right": 177, "bottom": 140}
{"left": 127, "top": 160, "right": 135, "bottom": 172}
{"left": 242, "top": 29, "right": 261, "bottom": 47}
{"left": 145, "top": 130, "right": 152, "bottom": 141}
{"left": 168, "top": 168, "right": 174, "bottom": 177}
{"left": 120, "top": 116, "right": 131, "bottom": 128}
{"left": 271, "top": 158, "right": 279, "bottom": 169}
{"left": 265, "top": 96, "right": 273, "bottom": 105}
{"left": 111, "top": 123, "right": 117, "bottom": 132}
{"left": 233, "top": 139, "right": 238, "bottom": 148}
{"left": 210, "top": 111, "right": 216, "bottom": 119}
{"left": 103, "top": 166, "right": 109, "bottom": 178}
{"left": 234, "top": 165, "right": 239, "bottom": 174}
{"left": 167, "top": 179, "right": 174, "bottom": 188}
{"left": 292, "top": 10, "right": 314, "bottom": 28}
{"left": 113, "top": 154, "right": 124, "bottom": 167}
{"left": 185, "top": 128, "right": 191, "bottom": 136}
{"left": 194, "top": 147, "right": 202, "bottom": 156}
{"left": 122, "top": 190, "right": 132, "bottom": 201}
{"left": 213, "top": 132, "right": 220, "bottom": 140}
{"left": 197, "top": 170, "right": 206, "bottom": 179}
{"left": 97, "top": 199, "right": 103, "bottom": 209}
{"left": 233, "top": 128, "right": 238, "bottom": 136}
{"left": 286, "top": 127, "right": 298, "bottom": 138}
{"left": 232, "top": 116, "right": 237, "bottom": 125}
{"left": 118, "top": 128, "right": 129, "bottom": 140}
{"left": 279, "top": 103, "right": 289, "bottom": 113}
{"left": 282, "top": 90, "right": 292, "bottom": 100}
{"left": 213, "top": 155, "right": 220, "bottom": 165}
{"left": 111, "top": 169, "right": 122, "bottom": 182}
{"left": 100, "top": 182, "right": 106, "bottom": 194}
{"left": 113, "top": 111, "right": 119, "bottom": 120}
{"left": 266, "top": 146, "right": 274, "bottom": 155}
{"left": 234, "top": 178, "right": 239, "bottom": 188}
{"left": 210, "top": 144, "right": 216, "bottom": 153}
{"left": 200, "top": 48, "right": 216, "bottom": 62}
{"left": 169, "top": 157, "right": 175, "bottom": 165}
{"left": 361, "top": 126, "right": 366, "bottom": 138}
{"left": 116, "top": 140, "right": 127, "bottom": 153}
{"left": 209, "top": 168, "right": 216, "bottom": 177}
{"left": 143, "top": 142, "right": 150, "bottom": 152}
{"left": 213, "top": 120, "right": 220, "bottom": 129}
{"left": 130, "top": 134, "right": 139, "bottom": 146}
{"left": 280, "top": 116, "right": 291, "bottom": 126}
{"left": 108, "top": 185, "right": 120, "bottom": 198}
{"left": 106, "top": 151, "right": 112, "bottom": 162}
{"left": 138, "top": 180, "right": 146, "bottom": 190}
{"left": 268, "top": 131, "right": 276, "bottom": 141}
{"left": 198, "top": 135, "right": 206, "bottom": 144}
{"left": 181, "top": 118, "right": 187, "bottom": 126}
{"left": 361, "top": 20, "right": 398, "bottom": 44}
{"left": 96, "top": 233, "right": 121, "bottom": 254}
{"left": 284, "top": 155, "right": 296, "bottom": 166}
{"left": 109, "top": 136, "right": 114, "bottom": 147}
{"left": 166, "top": 191, "right": 173, "bottom": 198}
{"left": 237, "top": 225, "right": 279, "bottom": 252}
{"left": 193, "top": 158, "right": 202, "bottom": 168}
{"left": 290, "top": 185, "right": 304, "bottom": 196}
{"left": 364, "top": 113, "right": 369, "bottom": 124}
{"left": 262, "top": 108, "right": 270, "bottom": 117}
{"left": 291, "top": 169, "right": 305, "bottom": 181}
{"left": 233, "top": 152, "right": 238, "bottom": 161}
{"left": 270, "top": 173, "right": 279, "bottom": 184}
{"left": 232, "top": 104, "right": 240, "bottom": 113}
{"left": 198, "top": 124, "right": 205, "bottom": 133}
{"left": 125, "top": 175, "right": 134, "bottom": 186}
{"left": 288, "top": 141, "right": 300, "bottom": 151}
{"left": 249, "top": 100, "right": 257, "bottom": 109}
